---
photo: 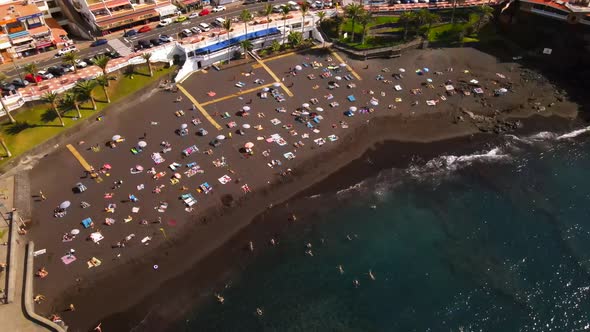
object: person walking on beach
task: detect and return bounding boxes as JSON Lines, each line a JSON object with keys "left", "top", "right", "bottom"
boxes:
{"left": 94, "top": 323, "right": 102, "bottom": 332}
{"left": 68, "top": 303, "right": 76, "bottom": 311}
{"left": 40, "top": 191, "right": 46, "bottom": 201}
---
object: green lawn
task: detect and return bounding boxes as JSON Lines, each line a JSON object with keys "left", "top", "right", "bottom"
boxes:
{"left": 0, "top": 65, "right": 174, "bottom": 166}
{"left": 341, "top": 16, "right": 400, "bottom": 35}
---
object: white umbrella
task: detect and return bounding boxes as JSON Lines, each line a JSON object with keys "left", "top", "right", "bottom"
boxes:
{"left": 370, "top": 100, "right": 379, "bottom": 106}
{"left": 242, "top": 106, "right": 251, "bottom": 111}
{"left": 112, "top": 135, "right": 121, "bottom": 141}
{"left": 216, "top": 135, "right": 226, "bottom": 140}
{"left": 295, "top": 65, "right": 303, "bottom": 71}
{"left": 349, "top": 106, "right": 357, "bottom": 112}
{"left": 273, "top": 82, "right": 281, "bottom": 87}
{"left": 135, "top": 165, "right": 144, "bottom": 171}
{"left": 244, "top": 142, "right": 254, "bottom": 149}
{"left": 316, "top": 107, "right": 324, "bottom": 112}
{"left": 242, "top": 124, "right": 251, "bottom": 129}
{"left": 335, "top": 76, "right": 342, "bottom": 81}
{"left": 181, "top": 123, "right": 188, "bottom": 129}
{"left": 340, "top": 63, "right": 347, "bottom": 67}
{"left": 302, "top": 103, "right": 310, "bottom": 108}
{"left": 70, "top": 229, "right": 80, "bottom": 235}
{"left": 138, "top": 141, "right": 147, "bottom": 148}
{"left": 59, "top": 201, "right": 71, "bottom": 209}
{"left": 399, "top": 68, "right": 406, "bottom": 73}
{"left": 262, "top": 87, "right": 270, "bottom": 92}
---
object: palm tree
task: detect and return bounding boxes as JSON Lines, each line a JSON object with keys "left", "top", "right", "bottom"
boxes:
{"left": 93, "top": 55, "right": 110, "bottom": 77}
{"left": 23, "top": 63, "right": 38, "bottom": 85}
{"left": 281, "top": 5, "right": 291, "bottom": 44}
{"left": 42, "top": 92, "right": 64, "bottom": 127}
{"left": 417, "top": 9, "right": 440, "bottom": 37}
{"left": 399, "top": 11, "right": 417, "bottom": 41}
{"left": 358, "top": 9, "right": 373, "bottom": 45}
{"left": 450, "top": 0, "right": 467, "bottom": 25}
{"left": 344, "top": 4, "right": 363, "bottom": 42}
{"left": 0, "top": 135, "right": 11, "bottom": 158}
{"left": 74, "top": 80, "right": 97, "bottom": 110}
{"left": 475, "top": 5, "right": 494, "bottom": 31}
{"left": 222, "top": 19, "right": 233, "bottom": 62}
{"left": 62, "top": 52, "right": 79, "bottom": 73}
{"left": 0, "top": 73, "right": 15, "bottom": 123}
{"left": 141, "top": 52, "right": 153, "bottom": 77}
{"left": 239, "top": 9, "right": 253, "bottom": 37}
{"left": 262, "top": 4, "right": 273, "bottom": 43}
{"left": 300, "top": 2, "right": 310, "bottom": 37}
{"left": 95, "top": 75, "right": 111, "bottom": 103}
{"left": 62, "top": 91, "right": 82, "bottom": 118}
{"left": 241, "top": 40, "right": 253, "bottom": 59}
{"left": 288, "top": 31, "right": 302, "bottom": 47}
{"left": 317, "top": 10, "right": 326, "bottom": 25}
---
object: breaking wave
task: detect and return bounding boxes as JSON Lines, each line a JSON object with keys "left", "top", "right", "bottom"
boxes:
{"left": 556, "top": 126, "right": 590, "bottom": 140}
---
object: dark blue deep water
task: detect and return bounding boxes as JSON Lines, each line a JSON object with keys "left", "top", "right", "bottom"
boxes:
{"left": 180, "top": 127, "right": 590, "bottom": 332}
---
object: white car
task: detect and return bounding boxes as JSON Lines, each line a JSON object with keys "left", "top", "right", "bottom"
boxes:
{"left": 38, "top": 70, "right": 54, "bottom": 79}
{"left": 190, "top": 26, "right": 201, "bottom": 34}
{"left": 188, "top": 12, "right": 199, "bottom": 19}
{"left": 198, "top": 22, "right": 211, "bottom": 31}
{"left": 61, "top": 63, "right": 75, "bottom": 72}
{"left": 75, "top": 59, "right": 88, "bottom": 68}
{"left": 158, "top": 18, "right": 173, "bottom": 27}
{"left": 180, "top": 29, "right": 193, "bottom": 37}
{"left": 57, "top": 46, "right": 78, "bottom": 56}
{"left": 159, "top": 34, "right": 174, "bottom": 42}
{"left": 212, "top": 5, "right": 226, "bottom": 12}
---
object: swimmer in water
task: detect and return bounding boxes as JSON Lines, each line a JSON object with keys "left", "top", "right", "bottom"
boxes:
{"left": 338, "top": 265, "right": 344, "bottom": 274}
{"left": 353, "top": 279, "right": 360, "bottom": 288}
{"left": 215, "top": 293, "right": 225, "bottom": 304}
{"left": 368, "top": 270, "right": 376, "bottom": 280}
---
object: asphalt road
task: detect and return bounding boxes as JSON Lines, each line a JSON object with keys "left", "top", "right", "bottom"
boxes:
{"left": 4, "top": 0, "right": 291, "bottom": 81}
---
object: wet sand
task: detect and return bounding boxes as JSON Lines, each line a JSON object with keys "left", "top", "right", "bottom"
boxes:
{"left": 24, "top": 47, "right": 580, "bottom": 331}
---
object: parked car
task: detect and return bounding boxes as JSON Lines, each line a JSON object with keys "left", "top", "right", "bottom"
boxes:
{"left": 47, "top": 66, "right": 66, "bottom": 77}
{"left": 124, "top": 29, "right": 138, "bottom": 37}
{"left": 0, "top": 82, "right": 16, "bottom": 93}
{"left": 57, "top": 46, "right": 78, "bottom": 56}
{"left": 90, "top": 38, "right": 108, "bottom": 47}
{"left": 104, "top": 50, "right": 122, "bottom": 58}
{"left": 159, "top": 34, "right": 174, "bottom": 42}
{"left": 180, "top": 29, "right": 193, "bottom": 37}
{"left": 199, "top": 8, "right": 210, "bottom": 16}
{"left": 175, "top": 15, "right": 188, "bottom": 23}
{"left": 75, "top": 59, "right": 88, "bottom": 68}
{"left": 212, "top": 5, "right": 226, "bottom": 12}
{"left": 24, "top": 74, "right": 42, "bottom": 83}
{"left": 150, "top": 38, "right": 163, "bottom": 46}
{"left": 138, "top": 25, "right": 152, "bottom": 33}
{"left": 190, "top": 26, "right": 201, "bottom": 34}
{"left": 188, "top": 12, "right": 200, "bottom": 19}
{"left": 11, "top": 78, "right": 29, "bottom": 87}
{"left": 137, "top": 39, "right": 153, "bottom": 49}
{"left": 243, "top": 0, "right": 257, "bottom": 4}
{"left": 61, "top": 63, "right": 74, "bottom": 72}
{"left": 198, "top": 22, "right": 211, "bottom": 32}
{"left": 158, "top": 18, "right": 173, "bottom": 27}
{"left": 38, "top": 70, "right": 54, "bottom": 80}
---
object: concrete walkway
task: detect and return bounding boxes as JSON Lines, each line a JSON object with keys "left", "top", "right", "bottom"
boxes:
{"left": 0, "top": 176, "right": 51, "bottom": 332}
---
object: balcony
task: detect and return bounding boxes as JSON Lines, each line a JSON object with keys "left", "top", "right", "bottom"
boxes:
{"left": 13, "top": 42, "right": 36, "bottom": 52}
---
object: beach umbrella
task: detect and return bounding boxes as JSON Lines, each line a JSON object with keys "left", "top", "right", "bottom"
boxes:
{"left": 181, "top": 123, "right": 188, "bottom": 129}
{"left": 244, "top": 142, "right": 254, "bottom": 149}
{"left": 135, "top": 165, "right": 144, "bottom": 171}
{"left": 70, "top": 229, "right": 80, "bottom": 235}
{"left": 59, "top": 201, "right": 71, "bottom": 209}
{"left": 340, "top": 63, "right": 347, "bottom": 67}
{"left": 242, "top": 106, "right": 251, "bottom": 111}
{"left": 242, "top": 124, "right": 251, "bottom": 129}
{"left": 426, "top": 78, "right": 433, "bottom": 83}
{"left": 102, "top": 163, "right": 112, "bottom": 170}
{"left": 316, "top": 107, "right": 324, "bottom": 112}
{"left": 370, "top": 99, "right": 379, "bottom": 106}
{"left": 273, "top": 82, "right": 281, "bottom": 87}
{"left": 262, "top": 87, "right": 270, "bottom": 92}
{"left": 138, "top": 141, "right": 147, "bottom": 148}
{"left": 302, "top": 103, "right": 310, "bottom": 108}
{"left": 335, "top": 76, "right": 342, "bottom": 81}
{"left": 174, "top": 173, "right": 181, "bottom": 179}
{"left": 216, "top": 135, "right": 225, "bottom": 140}
{"left": 112, "top": 135, "right": 121, "bottom": 141}
{"left": 295, "top": 65, "right": 303, "bottom": 71}
{"left": 423, "top": 68, "right": 429, "bottom": 72}
{"left": 399, "top": 68, "right": 406, "bottom": 73}
{"left": 349, "top": 106, "right": 357, "bottom": 112}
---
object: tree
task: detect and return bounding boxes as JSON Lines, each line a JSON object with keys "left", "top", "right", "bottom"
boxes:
{"left": 240, "top": 40, "right": 253, "bottom": 58}
{"left": 141, "top": 52, "right": 153, "bottom": 77}
{"left": 399, "top": 11, "right": 417, "bottom": 41}
{"left": 344, "top": 4, "right": 363, "bottom": 42}
{"left": 358, "top": 10, "right": 373, "bottom": 45}
{"left": 317, "top": 10, "right": 326, "bottom": 25}
{"left": 271, "top": 39, "right": 281, "bottom": 52}
{"left": 0, "top": 73, "right": 15, "bottom": 123}
{"left": 61, "top": 91, "right": 82, "bottom": 118}
{"left": 222, "top": 19, "right": 233, "bottom": 62}
{"left": 93, "top": 55, "right": 110, "bottom": 77}
{"left": 62, "top": 52, "right": 79, "bottom": 73}
{"left": 288, "top": 31, "right": 303, "bottom": 47}
{"left": 239, "top": 9, "right": 253, "bottom": 37}
{"left": 417, "top": 9, "right": 440, "bottom": 37}
{"left": 450, "top": 0, "right": 467, "bottom": 25}
{"left": 23, "top": 63, "right": 38, "bottom": 85}
{"left": 42, "top": 92, "right": 64, "bottom": 127}
{"left": 281, "top": 5, "right": 291, "bottom": 44}
{"left": 95, "top": 75, "right": 111, "bottom": 103}
{"left": 0, "top": 135, "right": 11, "bottom": 158}
{"left": 300, "top": 2, "right": 310, "bottom": 36}
{"left": 74, "top": 80, "right": 97, "bottom": 110}
{"left": 475, "top": 5, "right": 494, "bottom": 31}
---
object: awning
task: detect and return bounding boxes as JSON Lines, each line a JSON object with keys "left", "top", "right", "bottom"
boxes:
{"left": 105, "top": 0, "right": 131, "bottom": 9}
{"left": 182, "top": 0, "right": 199, "bottom": 5}
{"left": 97, "top": 9, "right": 158, "bottom": 29}
{"left": 155, "top": 4, "right": 178, "bottom": 17}
{"left": 36, "top": 41, "right": 53, "bottom": 48}
{"left": 28, "top": 26, "right": 50, "bottom": 37}
{"left": 0, "top": 42, "right": 11, "bottom": 49}
{"left": 11, "top": 36, "right": 33, "bottom": 44}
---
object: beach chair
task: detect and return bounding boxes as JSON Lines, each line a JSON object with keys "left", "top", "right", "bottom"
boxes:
{"left": 82, "top": 218, "right": 93, "bottom": 228}
{"left": 130, "top": 147, "right": 142, "bottom": 155}
{"left": 347, "top": 95, "right": 356, "bottom": 102}
{"left": 221, "top": 112, "right": 231, "bottom": 119}
{"left": 235, "top": 81, "right": 246, "bottom": 88}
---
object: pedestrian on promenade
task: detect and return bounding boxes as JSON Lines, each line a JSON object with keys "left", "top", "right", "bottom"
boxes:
{"left": 68, "top": 303, "right": 75, "bottom": 311}
{"left": 40, "top": 191, "right": 46, "bottom": 200}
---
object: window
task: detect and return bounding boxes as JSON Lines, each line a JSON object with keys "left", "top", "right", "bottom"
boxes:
{"left": 26, "top": 17, "right": 43, "bottom": 29}
{"left": 6, "top": 22, "right": 25, "bottom": 34}
{"left": 47, "top": 1, "right": 59, "bottom": 8}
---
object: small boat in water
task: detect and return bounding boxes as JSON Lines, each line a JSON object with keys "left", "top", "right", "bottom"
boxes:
{"left": 256, "top": 308, "right": 264, "bottom": 316}
{"left": 248, "top": 241, "right": 254, "bottom": 251}
{"left": 353, "top": 279, "right": 360, "bottom": 288}
{"left": 215, "top": 293, "right": 225, "bottom": 304}
{"left": 368, "top": 269, "right": 376, "bottom": 280}
{"left": 338, "top": 265, "right": 344, "bottom": 274}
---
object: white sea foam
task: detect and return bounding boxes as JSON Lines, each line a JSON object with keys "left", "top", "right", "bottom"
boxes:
{"left": 557, "top": 126, "right": 590, "bottom": 140}
{"left": 336, "top": 181, "right": 365, "bottom": 195}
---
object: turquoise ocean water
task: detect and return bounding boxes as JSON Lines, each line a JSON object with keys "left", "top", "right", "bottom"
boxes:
{"left": 179, "top": 127, "right": 590, "bottom": 332}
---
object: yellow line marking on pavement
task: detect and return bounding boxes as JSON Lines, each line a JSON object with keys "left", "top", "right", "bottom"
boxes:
{"left": 66, "top": 144, "right": 102, "bottom": 183}
{"left": 329, "top": 50, "right": 363, "bottom": 81}
{"left": 201, "top": 82, "right": 275, "bottom": 106}
{"left": 176, "top": 84, "right": 222, "bottom": 131}
{"left": 252, "top": 63, "right": 262, "bottom": 69}
{"left": 252, "top": 55, "right": 294, "bottom": 97}
{"left": 262, "top": 51, "right": 297, "bottom": 63}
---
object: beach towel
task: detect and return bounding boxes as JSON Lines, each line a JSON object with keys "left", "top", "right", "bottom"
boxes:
{"left": 347, "top": 95, "right": 356, "bottom": 102}
{"left": 82, "top": 218, "right": 93, "bottom": 228}
{"left": 61, "top": 255, "right": 76, "bottom": 265}
{"left": 151, "top": 153, "right": 165, "bottom": 164}
{"left": 87, "top": 257, "right": 102, "bottom": 268}
{"left": 218, "top": 175, "right": 231, "bottom": 184}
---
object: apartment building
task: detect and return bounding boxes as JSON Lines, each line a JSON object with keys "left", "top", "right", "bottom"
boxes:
{"left": 519, "top": 0, "right": 590, "bottom": 25}
{"left": 0, "top": 2, "right": 67, "bottom": 62}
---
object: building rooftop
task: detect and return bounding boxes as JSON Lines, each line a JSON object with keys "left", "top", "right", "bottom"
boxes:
{"left": 0, "top": 3, "right": 42, "bottom": 22}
